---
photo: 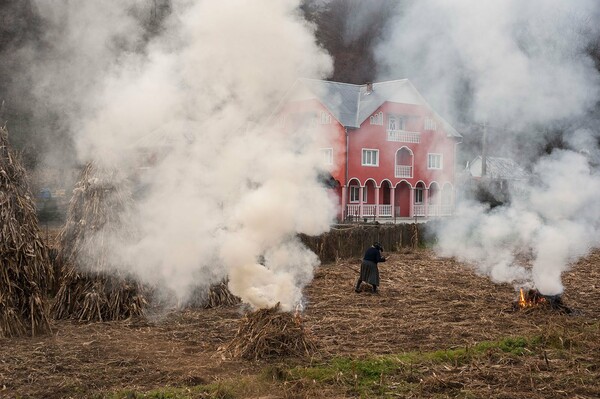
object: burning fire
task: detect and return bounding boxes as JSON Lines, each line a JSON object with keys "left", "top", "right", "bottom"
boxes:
{"left": 517, "top": 288, "right": 547, "bottom": 308}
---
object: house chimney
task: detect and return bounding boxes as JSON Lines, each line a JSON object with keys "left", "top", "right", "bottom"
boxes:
{"left": 365, "top": 82, "right": 373, "bottom": 95}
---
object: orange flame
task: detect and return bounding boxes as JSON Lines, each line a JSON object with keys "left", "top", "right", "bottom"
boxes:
{"left": 518, "top": 288, "right": 528, "bottom": 308}
{"left": 518, "top": 288, "right": 547, "bottom": 308}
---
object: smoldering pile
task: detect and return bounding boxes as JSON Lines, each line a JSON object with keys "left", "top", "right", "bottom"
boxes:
{"left": 224, "top": 303, "right": 317, "bottom": 361}
{"left": 188, "top": 280, "right": 241, "bottom": 309}
{"left": 0, "top": 126, "right": 53, "bottom": 337}
{"left": 52, "top": 162, "right": 147, "bottom": 322}
{"left": 513, "top": 288, "right": 574, "bottom": 314}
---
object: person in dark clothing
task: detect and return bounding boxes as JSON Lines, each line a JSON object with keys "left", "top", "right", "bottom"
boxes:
{"left": 355, "top": 242, "right": 386, "bottom": 293}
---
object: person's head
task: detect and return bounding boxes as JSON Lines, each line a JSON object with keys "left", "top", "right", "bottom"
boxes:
{"left": 373, "top": 242, "right": 383, "bottom": 251}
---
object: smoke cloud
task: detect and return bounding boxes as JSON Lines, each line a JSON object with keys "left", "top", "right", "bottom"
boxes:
{"left": 375, "top": 0, "right": 600, "bottom": 295}
{"left": 27, "top": 0, "right": 335, "bottom": 311}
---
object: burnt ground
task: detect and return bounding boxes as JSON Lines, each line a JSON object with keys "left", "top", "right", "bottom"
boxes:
{"left": 1, "top": 246, "right": 599, "bottom": 399}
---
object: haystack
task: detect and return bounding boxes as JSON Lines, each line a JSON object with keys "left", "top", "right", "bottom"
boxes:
{"left": 0, "top": 126, "right": 52, "bottom": 337}
{"left": 52, "top": 162, "right": 147, "bottom": 322}
{"left": 225, "top": 303, "right": 317, "bottom": 360}
{"left": 188, "top": 280, "right": 241, "bottom": 309}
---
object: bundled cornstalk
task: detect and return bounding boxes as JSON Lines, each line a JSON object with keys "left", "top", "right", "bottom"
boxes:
{"left": 52, "top": 162, "right": 147, "bottom": 322}
{"left": 188, "top": 280, "right": 241, "bottom": 309}
{"left": 224, "top": 303, "right": 317, "bottom": 360}
{"left": 0, "top": 126, "right": 52, "bottom": 337}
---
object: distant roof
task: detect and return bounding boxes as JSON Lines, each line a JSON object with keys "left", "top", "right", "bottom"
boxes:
{"left": 468, "top": 156, "right": 529, "bottom": 180}
{"left": 288, "top": 78, "right": 461, "bottom": 138}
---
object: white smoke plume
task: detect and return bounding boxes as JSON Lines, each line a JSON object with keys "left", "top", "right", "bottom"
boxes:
{"left": 29, "top": 0, "right": 335, "bottom": 311}
{"left": 375, "top": 0, "right": 600, "bottom": 294}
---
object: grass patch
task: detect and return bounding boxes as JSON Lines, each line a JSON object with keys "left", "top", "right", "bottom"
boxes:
{"left": 104, "top": 382, "right": 236, "bottom": 399}
{"left": 102, "top": 332, "right": 594, "bottom": 399}
{"left": 287, "top": 335, "right": 543, "bottom": 397}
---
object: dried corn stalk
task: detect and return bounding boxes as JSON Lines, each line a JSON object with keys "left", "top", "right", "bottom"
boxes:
{"left": 188, "top": 280, "right": 241, "bottom": 309}
{"left": 224, "top": 303, "right": 317, "bottom": 360}
{"left": 52, "top": 162, "right": 147, "bottom": 322}
{"left": 0, "top": 126, "right": 52, "bottom": 337}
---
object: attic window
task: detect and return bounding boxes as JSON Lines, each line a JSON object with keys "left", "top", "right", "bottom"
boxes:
{"left": 370, "top": 112, "right": 383, "bottom": 125}
{"left": 320, "top": 111, "right": 332, "bottom": 124}
{"left": 424, "top": 117, "right": 437, "bottom": 131}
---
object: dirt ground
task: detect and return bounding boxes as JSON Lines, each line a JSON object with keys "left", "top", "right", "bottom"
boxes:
{"left": 1, "top": 246, "right": 599, "bottom": 399}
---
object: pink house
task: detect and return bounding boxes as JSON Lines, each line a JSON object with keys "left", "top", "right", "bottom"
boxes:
{"left": 279, "top": 79, "right": 462, "bottom": 222}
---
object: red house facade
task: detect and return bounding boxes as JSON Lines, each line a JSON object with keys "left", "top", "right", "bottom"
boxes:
{"left": 279, "top": 79, "right": 462, "bottom": 222}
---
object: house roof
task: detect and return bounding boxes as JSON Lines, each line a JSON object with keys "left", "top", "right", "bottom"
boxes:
{"left": 291, "top": 78, "right": 461, "bottom": 138}
{"left": 468, "top": 156, "right": 529, "bottom": 180}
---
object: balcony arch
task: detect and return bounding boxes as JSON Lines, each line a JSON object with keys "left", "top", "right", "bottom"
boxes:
{"left": 395, "top": 146, "right": 414, "bottom": 178}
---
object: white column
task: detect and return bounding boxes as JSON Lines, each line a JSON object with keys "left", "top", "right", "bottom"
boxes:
{"left": 359, "top": 186, "right": 364, "bottom": 218}
{"left": 341, "top": 186, "right": 347, "bottom": 220}
{"left": 409, "top": 188, "right": 415, "bottom": 217}
{"left": 390, "top": 187, "right": 396, "bottom": 218}
{"left": 424, "top": 188, "right": 429, "bottom": 218}
{"left": 374, "top": 186, "right": 380, "bottom": 218}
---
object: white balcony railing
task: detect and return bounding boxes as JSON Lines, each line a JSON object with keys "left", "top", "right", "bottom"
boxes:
{"left": 345, "top": 204, "right": 452, "bottom": 219}
{"left": 347, "top": 204, "right": 361, "bottom": 217}
{"left": 440, "top": 204, "right": 453, "bottom": 216}
{"left": 362, "top": 205, "right": 376, "bottom": 216}
{"left": 395, "top": 165, "right": 413, "bottom": 178}
{"left": 346, "top": 204, "right": 392, "bottom": 218}
{"left": 387, "top": 129, "right": 420, "bottom": 143}
{"left": 413, "top": 204, "right": 426, "bottom": 216}
{"left": 379, "top": 205, "right": 392, "bottom": 217}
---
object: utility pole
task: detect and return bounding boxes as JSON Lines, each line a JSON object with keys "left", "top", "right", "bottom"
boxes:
{"left": 481, "top": 121, "right": 488, "bottom": 177}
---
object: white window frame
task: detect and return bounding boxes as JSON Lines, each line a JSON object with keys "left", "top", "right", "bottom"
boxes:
{"left": 320, "top": 148, "right": 333, "bottom": 165}
{"left": 361, "top": 148, "right": 379, "bottom": 167}
{"left": 369, "top": 111, "right": 383, "bottom": 125}
{"left": 350, "top": 185, "right": 360, "bottom": 203}
{"left": 349, "top": 185, "right": 367, "bottom": 203}
{"left": 427, "top": 153, "right": 443, "bottom": 170}
{"left": 442, "top": 186, "right": 453, "bottom": 205}
{"left": 320, "top": 111, "right": 332, "bottom": 124}
{"left": 424, "top": 117, "right": 437, "bottom": 131}
{"left": 415, "top": 186, "right": 424, "bottom": 204}
{"left": 388, "top": 114, "right": 406, "bottom": 131}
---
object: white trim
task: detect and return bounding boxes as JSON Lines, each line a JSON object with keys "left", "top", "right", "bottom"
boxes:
{"left": 424, "top": 117, "right": 437, "bottom": 131}
{"left": 369, "top": 111, "right": 384, "bottom": 125}
{"left": 427, "top": 153, "right": 443, "bottom": 169}
{"left": 395, "top": 146, "right": 414, "bottom": 178}
{"left": 349, "top": 185, "right": 360, "bottom": 203}
{"left": 320, "top": 148, "right": 333, "bottom": 165}
{"left": 361, "top": 148, "right": 379, "bottom": 167}
{"left": 414, "top": 183, "right": 425, "bottom": 204}
{"left": 348, "top": 184, "right": 368, "bottom": 204}
{"left": 388, "top": 114, "right": 406, "bottom": 131}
